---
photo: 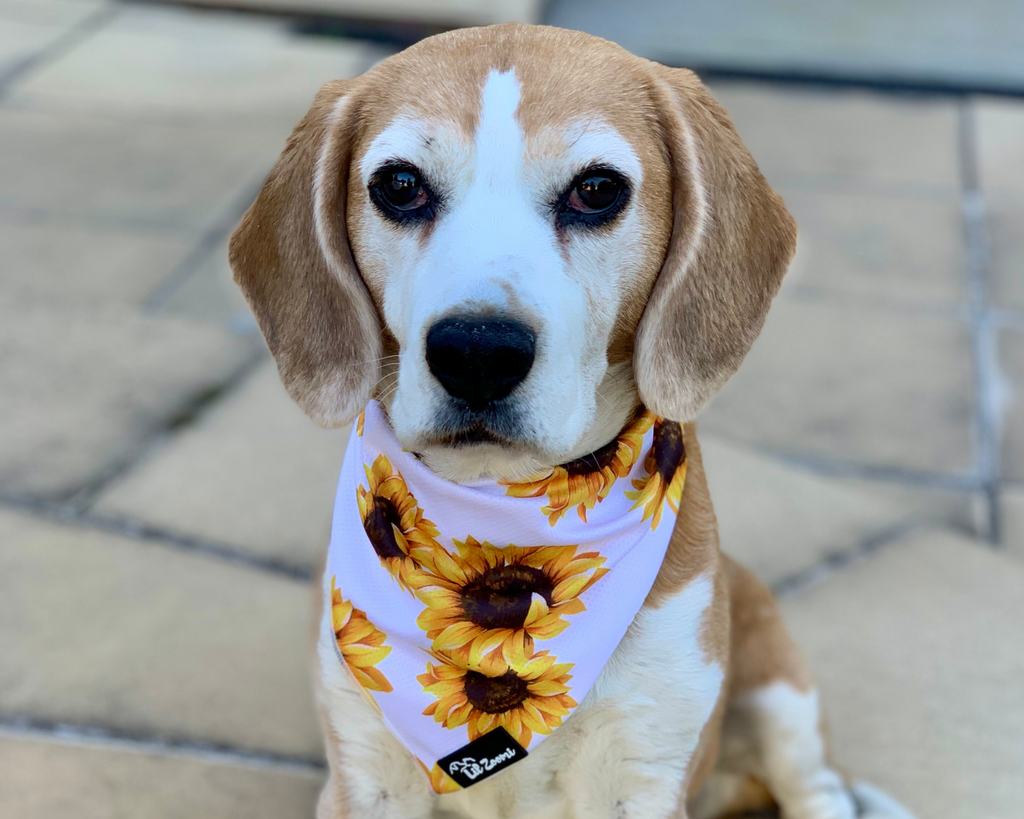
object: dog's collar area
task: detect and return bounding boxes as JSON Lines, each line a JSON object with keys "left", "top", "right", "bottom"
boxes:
{"left": 328, "top": 401, "right": 687, "bottom": 792}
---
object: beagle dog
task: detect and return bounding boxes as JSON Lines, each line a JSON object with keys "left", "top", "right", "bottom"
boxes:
{"left": 229, "top": 24, "right": 913, "bottom": 819}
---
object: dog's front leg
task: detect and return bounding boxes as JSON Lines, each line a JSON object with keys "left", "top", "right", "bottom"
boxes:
{"left": 557, "top": 577, "right": 727, "bottom": 819}
{"left": 316, "top": 621, "right": 435, "bottom": 819}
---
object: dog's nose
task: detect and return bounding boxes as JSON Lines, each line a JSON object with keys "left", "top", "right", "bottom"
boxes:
{"left": 425, "top": 317, "right": 536, "bottom": 411}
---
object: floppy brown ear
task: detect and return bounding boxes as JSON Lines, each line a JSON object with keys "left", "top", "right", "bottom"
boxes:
{"left": 229, "top": 79, "right": 380, "bottom": 428}
{"left": 634, "top": 66, "right": 797, "bottom": 422}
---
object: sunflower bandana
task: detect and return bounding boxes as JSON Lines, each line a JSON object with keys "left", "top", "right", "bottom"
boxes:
{"left": 327, "top": 400, "right": 687, "bottom": 793}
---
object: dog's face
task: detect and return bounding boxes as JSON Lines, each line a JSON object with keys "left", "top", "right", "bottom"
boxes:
{"left": 345, "top": 48, "right": 674, "bottom": 481}
{"left": 230, "top": 26, "right": 796, "bottom": 482}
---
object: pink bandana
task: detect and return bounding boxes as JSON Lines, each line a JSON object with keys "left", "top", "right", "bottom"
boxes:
{"left": 326, "top": 400, "right": 687, "bottom": 792}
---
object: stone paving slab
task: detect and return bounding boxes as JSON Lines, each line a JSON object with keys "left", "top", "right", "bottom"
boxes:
{"left": 707, "top": 83, "right": 961, "bottom": 196}
{"left": 152, "top": 233, "right": 261, "bottom": 331}
{"left": 988, "top": 197, "right": 1024, "bottom": 311}
{"left": 546, "top": 0, "right": 1024, "bottom": 94}
{"left": 998, "top": 487, "right": 1024, "bottom": 562}
{"left": 699, "top": 297, "right": 975, "bottom": 477}
{"left": 0, "top": 508, "right": 323, "bottom": 758}
{"left": 0, "top": 0, "right": 106, "bottom": 27}
{"left": 998, "top": 328, "right": 1024, "bottom": 482}
{"left": 0, "top": 298, "right": 253, "bottom": 498}
{"left": 780, "top": 187, "right": 965, "bottom": 307}
{"left": 0, "top": 106, "right": 287, "bottom": 231}
{"left": 162, "top": 0, "right": 542, "bottom": 27}
{"left": 8, "top": 5, "right": 378, "bottom": 124}
{"left": 0, "top": 733, "right": 323, "bottom": 819}
{"left": 782, "top": 528, "right": 1024, "bottom": 819}
{"left": 975, "top": 100, "right": 1024, "bottom": 313}
{"left": 1, "top": 215, "right": 194, "bottom": 307}
{"left": 95, "top": 362, "right": 347, "bottom": 569}
{"left": 700, "top": 433, "right": 977, "bottom": 588}
{"left": 0, "top": 19, "right": 65, "bottom": 74}
{"left": 976, "top": 97, "right": 1024, "bottom": 197}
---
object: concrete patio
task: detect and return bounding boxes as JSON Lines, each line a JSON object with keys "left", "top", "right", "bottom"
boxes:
{"left": 1, "top": 2, "right": 1022, "bottom": 818}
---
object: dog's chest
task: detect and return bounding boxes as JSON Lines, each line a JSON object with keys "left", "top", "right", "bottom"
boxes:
{"left": 428, "top": 574, "right": 724, "bottom": 819}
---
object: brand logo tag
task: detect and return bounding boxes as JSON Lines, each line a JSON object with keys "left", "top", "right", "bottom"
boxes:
{"left": 436, "top": 727, "right": 527, "bottom": 788}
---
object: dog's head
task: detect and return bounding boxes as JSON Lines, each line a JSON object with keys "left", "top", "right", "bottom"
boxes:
{"left": 229, "top": 25, "right": 795, "bottom": 482}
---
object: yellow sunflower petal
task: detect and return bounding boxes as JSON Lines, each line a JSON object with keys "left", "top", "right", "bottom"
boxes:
{"left": 354, "top": 666, "right": 393, "bottom": 693}
{"left": 468, "top": 629, "right": 510, "bottom": 668}
{"left": 434, "top": 621, "right": 482, "bottom": 652}
{"left": 519, "top": 701, "right": 549, "bottom": 735}
{"left": 501, "top": 631, "right": 533, "bottom": 672}
{"left": 522, "top": 593, "right": 550, "bottom": 627}
{"left": 343, "top": 645, "right": 392, "bottom": 666}
{"left": 339, "top": 618, "right": 375, "bottom": 645}
{"left": 551, "top": 573, "right": 593, "bottom": 604}
{"left": 429, "top": 764, "right": 462, "bottom": 794}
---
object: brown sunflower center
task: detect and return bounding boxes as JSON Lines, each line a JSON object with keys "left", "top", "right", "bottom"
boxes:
{"left": 463, "top": 669, "right": 530, "bottom": 714}
{"left": 363, "top": 495, "right": 406, "bottom": 561}
{"left": 652, "top": 421, "right": 685, "bottom": 482}
{"left": 560, "top": 436, "right": 621, "bottom": 475}
{"left": 460, "top": 565, "right": 554, "bottom": 630}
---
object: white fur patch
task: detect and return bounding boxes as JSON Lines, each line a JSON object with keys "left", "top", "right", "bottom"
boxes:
{"left": 714, "top": 682, "right": 857, "bottom": 819}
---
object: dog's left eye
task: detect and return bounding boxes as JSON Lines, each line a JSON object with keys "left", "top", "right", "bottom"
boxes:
{"left": 556, "top": 167, "right": 629, "bottom": 229}
{"left": 369, "top": 163, "right": 435, "bottom": 223}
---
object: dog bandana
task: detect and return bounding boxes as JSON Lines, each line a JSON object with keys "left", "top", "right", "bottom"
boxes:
{"left": 327, "top": 400, "right": 687, "bottom": 793}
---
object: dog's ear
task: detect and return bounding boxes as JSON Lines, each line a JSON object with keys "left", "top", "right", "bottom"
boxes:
{"left": 634, "top": 66, "right": 796, "bottom": 422}
{"left": 229, "top": 79, "right": 380, "bottom": 428}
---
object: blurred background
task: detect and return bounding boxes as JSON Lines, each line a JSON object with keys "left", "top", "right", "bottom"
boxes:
{"left": 1, "top": 0, "right": 1022, "bottom": 817}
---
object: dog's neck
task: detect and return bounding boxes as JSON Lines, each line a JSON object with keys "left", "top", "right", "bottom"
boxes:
{"left": 413, "top": 364, "right": 641, "bottom": 484}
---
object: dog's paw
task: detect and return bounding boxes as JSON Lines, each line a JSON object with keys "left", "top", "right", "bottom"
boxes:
{"left": 851, "top": 781, "right": 917, "bottom": 819}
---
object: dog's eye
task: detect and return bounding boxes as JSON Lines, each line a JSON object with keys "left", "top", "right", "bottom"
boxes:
{"left": 369, "top": 163, "right": 435, "bottom": 222}
{"left": 568, "top": 174, "right": 622, "bottom": 213}
{"left": 556, "top": 167, "right": 629, "bottom": 229}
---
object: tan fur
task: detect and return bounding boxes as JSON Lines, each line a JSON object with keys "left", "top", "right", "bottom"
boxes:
{"left": 230, "top": 23, "right": 879, "bottom": 819}
{"left": 229, "top": 82, "right": 382, "bottom": 428}
{"left": 635, "top": 65, "right": 797, "bottom": 423}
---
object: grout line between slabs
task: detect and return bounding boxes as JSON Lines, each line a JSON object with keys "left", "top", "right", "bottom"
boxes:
{"left": 0, "top": 492, "right": 313, "bottom": 582}
{"left": 59, "top": 350, "right": 268, "bottom": 511}
{"left": 142, "top": 179, "right": 264, "bottom": 312}
{"left": 0, "top": 716, "right": 326, "bottom": 776}
{"left": 772, "top": 520, "right": 922, "bottom": 598}
{"left": 723, "top": 440, "right": 986, "bottom": 493}
{"left": 958, "top": 101, "right": 1005, "bottom": 544}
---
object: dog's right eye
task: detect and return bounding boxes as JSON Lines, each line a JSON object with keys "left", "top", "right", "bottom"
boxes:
{"left": 369, "top": 163, "right": 436, "bottom": 224}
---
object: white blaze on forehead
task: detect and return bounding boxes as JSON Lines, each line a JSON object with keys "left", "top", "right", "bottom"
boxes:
{"left": 416, "top": 68, "right": 540, "bottom": 318}
{"left": 474, "top": 69, "right": 524, "bottom": 188}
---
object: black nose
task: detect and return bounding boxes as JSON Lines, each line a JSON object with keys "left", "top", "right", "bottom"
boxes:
{"left": 425, "top": 317, "right": 536, "bottom": 411}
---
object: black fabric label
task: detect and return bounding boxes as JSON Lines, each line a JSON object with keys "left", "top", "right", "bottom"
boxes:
{"left": 436, "top": 727, "right": 528, "bottom": 788}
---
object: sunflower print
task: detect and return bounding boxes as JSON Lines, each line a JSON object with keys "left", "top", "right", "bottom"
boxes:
{"left": 407, "top": 536, "right": 608, "bottom": 674}
{"left": 331, "top": 577, "right": 393, "bottom": 693}
{"left": 416, "top": 759, "right": 462, "bottom": 794}
{"left": 356, "top": 409, "right": 365, "bottom": 437}
{"left": 418, "top": 648, "right": 576, "bottom": 748}
{"left": 357, "top": 454, "right": 442, "bottom": 592}
{"left": 624, "top": 420, "right": 687, "bottom": 530}
{"left": 502, "top": 411, "right": 654, "bottom": 526}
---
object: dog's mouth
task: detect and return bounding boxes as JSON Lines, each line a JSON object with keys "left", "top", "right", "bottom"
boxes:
{"left": 421, "top": 402, "right": 529, "bottom": 451}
